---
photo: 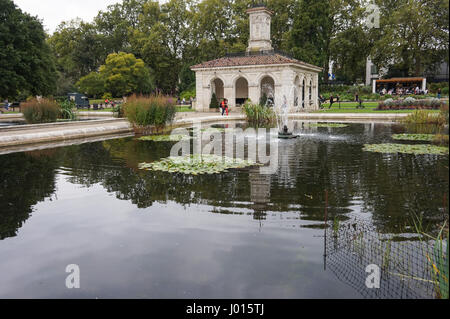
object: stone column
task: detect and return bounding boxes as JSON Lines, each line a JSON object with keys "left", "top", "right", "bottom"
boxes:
{"left": 248, "top": 83, "right": 259, "bottom": 105}
{"left": 224, "top": 85, "right": 234, "bottom": 108}
{"left": 195, "top": 72, "right": 204, "bottom": 111}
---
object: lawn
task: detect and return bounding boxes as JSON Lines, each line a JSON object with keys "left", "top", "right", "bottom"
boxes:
{"left": 315, "top": 102, "right": 440, "bottom": 113}
{"left": 176, "top": 106, "right": 195, "bottom": 112}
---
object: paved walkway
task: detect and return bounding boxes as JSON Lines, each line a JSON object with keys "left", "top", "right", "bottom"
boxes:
{"left": 0, "top": 118, "right": 132, "bottom": 148}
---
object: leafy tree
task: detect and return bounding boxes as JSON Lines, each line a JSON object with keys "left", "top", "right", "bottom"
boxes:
{"left": 370, "top": 0, "right": 449, "bottom": 77}
{"left": 94, "top": 0, "right": 147, "bottom": 54}
{"left": 99, "top": 52, "right": 153, "bottom": 97}
{"left": 330, "top": 0, "right": 371, "bottom": 83}
{"left": 286, "top": 0, "right": 333, "bottom": 81}
{"left": 76, "top": 71, "right": 105, "bottom": 98}
{"left": 48, "top": 19, "right": 108, "bottom": 80}
{"left": 0, "top": 0, "right": 56, "bottom": 99}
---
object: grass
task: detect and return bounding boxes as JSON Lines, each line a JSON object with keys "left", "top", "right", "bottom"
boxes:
{"left": 315, "top": 102, "right": 440, "bottom": 114}
{"left": 176, "top": 106, "right": 195, "bottom": 112}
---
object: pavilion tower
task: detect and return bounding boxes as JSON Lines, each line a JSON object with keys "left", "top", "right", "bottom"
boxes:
{"left": 246, "top": 4, "right": 274, "bottom": 53}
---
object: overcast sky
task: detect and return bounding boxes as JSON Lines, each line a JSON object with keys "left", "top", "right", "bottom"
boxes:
{"left": 14, "top": 0, "right": 165, "bottom": 34}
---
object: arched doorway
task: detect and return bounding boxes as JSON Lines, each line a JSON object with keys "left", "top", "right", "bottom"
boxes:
{"left": 302, "top": 79, "right": 305, "bottom": 108}
{"left": 260, "top": 76, "right": 275, "bottom": 107}
{"left": 294, "top": 76, "right": 300, "bottom": 107}
{"left": 235, "top": 77, "right": 248, "bottom": 107}
{"left": 211, "top": 78, "right": 224, "bottom": 108}
{"left": 309, "top": 80, "right": 312, "bottom": 107}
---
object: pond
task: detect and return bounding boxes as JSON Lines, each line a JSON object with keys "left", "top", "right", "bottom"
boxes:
{"left": 0, "top": 121, "right": 448, "bottom": 298}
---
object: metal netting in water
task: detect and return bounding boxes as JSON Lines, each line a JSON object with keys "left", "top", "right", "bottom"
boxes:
{"left": 324, "top": 217, "right": 448, "bottom": 299}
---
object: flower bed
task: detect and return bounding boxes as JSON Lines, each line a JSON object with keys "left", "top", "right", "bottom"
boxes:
{"left": 377, "top": 98, "right": 444, "bottom": 110}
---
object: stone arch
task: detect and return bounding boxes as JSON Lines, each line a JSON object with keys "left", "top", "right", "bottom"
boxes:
{"left": 260, "top": 75, "right": 276, "bottom": 107}
{"left": 294, "top": 75, "right": 301, "bottom": 107}
{"left": 302, "top": 78, "right": 306, "bottom": 108}
{"left": 235, "top": 77, "right": 249, "bottom": 107}
{"left": 211, "top": 78, "right": 224, "bottom": 107}
{"left": 309, "top": 79, "right": 313, "bottom": 105}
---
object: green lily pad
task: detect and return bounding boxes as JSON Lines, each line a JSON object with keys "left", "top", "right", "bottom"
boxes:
{"left": 138, "top": 154, "right": 263, "bottom": 175}
{"left": 363, "top": 143, "right": 449, "bottom": 155}
{"left": 309, "top": 123, "right": 349, "bottom": 128}
{"left": 139, "top": 134, "right": 191, "bottom": 142}
{"left": 392, "top": 134, "right": 435, "bottom": 142}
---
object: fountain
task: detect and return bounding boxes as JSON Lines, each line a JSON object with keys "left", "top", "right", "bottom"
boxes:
{"left": 275, "top": 88, "right": 299, "bottom": 139}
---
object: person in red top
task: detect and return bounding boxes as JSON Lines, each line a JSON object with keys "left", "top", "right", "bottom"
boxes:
{"left": 220, "top": 99, "right": 227, "bottom": 116}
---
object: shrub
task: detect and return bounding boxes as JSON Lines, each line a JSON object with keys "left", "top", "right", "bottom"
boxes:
{"left": 123, "top": 95, "right": 176, "bottom": 132}
{"left": 384, "top": 98, "right": 394, "bottom": 107}
{"left": 260, "top": 92, "right": 268, "bottom": 106}
{"left": 430, "top": 98, "right": 442, "bottom": 108}
{"left": 180, "top": 89, "right": 195, "bottom": 100}
{"left": 242, "top": 101, "right": 276, "bottom": 127}
{"left": 22, "top": 98, "right": 60, "bottom": 124}
{"left": 59, "top": 100, "right": 77, "bottom": 120}
{"left": 403, "top": 97, "right": 416, "bottom": 106}
{"left": 210, "top": 93, "right": 219, "bottom": 109}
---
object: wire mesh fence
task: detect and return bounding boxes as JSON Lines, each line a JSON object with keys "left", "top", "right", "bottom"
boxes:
{"left": 324, "top": 217, "right": 448, "bottom": 299}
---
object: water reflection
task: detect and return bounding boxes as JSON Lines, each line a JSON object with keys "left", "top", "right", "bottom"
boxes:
{"left": 0, "top": 121, "right": 448, "bottom": 298}
{"left": 0, "top": 122, "right": 448, "bottom": 240}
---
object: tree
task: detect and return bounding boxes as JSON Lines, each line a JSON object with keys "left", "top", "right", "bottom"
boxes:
{"left": 370, "top": 0, "right": 449, "bottom": 77}
{"left": 210, "top": 92, "right": 219, "bottom": 108}
{"left": 76, "top": 72, "right": 105, "bottom": 98}
{"left": 286, "top": 0, "right": 333, "bottom": 81}
{"left": 330, "top": 0, "right": 371, "bottom": 83}
{"left": 99, "top": 52, "right": 153, "bottom": 97}
{"left": 48, "top": 19, "right": 108, "bottom": 81}
{"left": 0, "top": 0, "right": 56, "bottom": 99}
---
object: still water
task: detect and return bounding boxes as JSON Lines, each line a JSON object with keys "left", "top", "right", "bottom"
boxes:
{"left": 0, "top": 121, "right": 448, "bottom": 298}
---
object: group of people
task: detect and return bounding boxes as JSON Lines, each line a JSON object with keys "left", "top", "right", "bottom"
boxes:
{"left": 176, "top": 97, "right": 194, "bottom": 106}
{"left": 379, "top": 86, "right": 428, "bottom": 96}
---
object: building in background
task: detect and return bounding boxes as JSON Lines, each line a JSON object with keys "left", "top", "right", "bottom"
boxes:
{"left": 191, "top": 4, "right": 322, "bottom": 112}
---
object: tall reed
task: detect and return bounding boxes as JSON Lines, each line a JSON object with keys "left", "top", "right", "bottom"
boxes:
{"left": 123, "top": 95, "right": 176, "bottom": 133}
{"left": 21, "top": 98, "right": 60, "bottom": 124}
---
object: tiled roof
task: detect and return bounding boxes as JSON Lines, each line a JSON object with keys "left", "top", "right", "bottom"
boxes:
{"left": 191, "top": 54, "right": 322, "bottom": 71}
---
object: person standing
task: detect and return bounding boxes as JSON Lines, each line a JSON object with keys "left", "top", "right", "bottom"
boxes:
{"left": 225, "top": 99, "right": 229, "bottom": 116}
{"left": 329, "top": 95, "right": 334, "bottom": 109}
{"left": 437, "top": 88, "right": 442, "bottom": 99}
{"left": 221, "top": 99, "right": 226, "bottom": 116}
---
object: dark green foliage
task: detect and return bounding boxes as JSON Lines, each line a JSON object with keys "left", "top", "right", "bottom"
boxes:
{"left": 0, "top": 0, "right": 57, "bottom": 99}
{"left": 210, "top": 93, "right": 219, "bottom": 109}
{"left": 58, "top": 100, "right": 77, "bottom": 120}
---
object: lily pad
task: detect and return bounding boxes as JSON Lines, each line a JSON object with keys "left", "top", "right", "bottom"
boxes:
{"left": 363, "top": 143, "right": 449, "bottom": 155}
{"left": 139, "top": 134, "right": 191, "bottom": 142}
{"left": 392, "top": 134, "right": 435, "bottom": 142}
{"left": 138, "top": 154, "right": 262, "bottom": 175}
{"left": 309, "top": 123, "right": 349, "bottom": 128}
